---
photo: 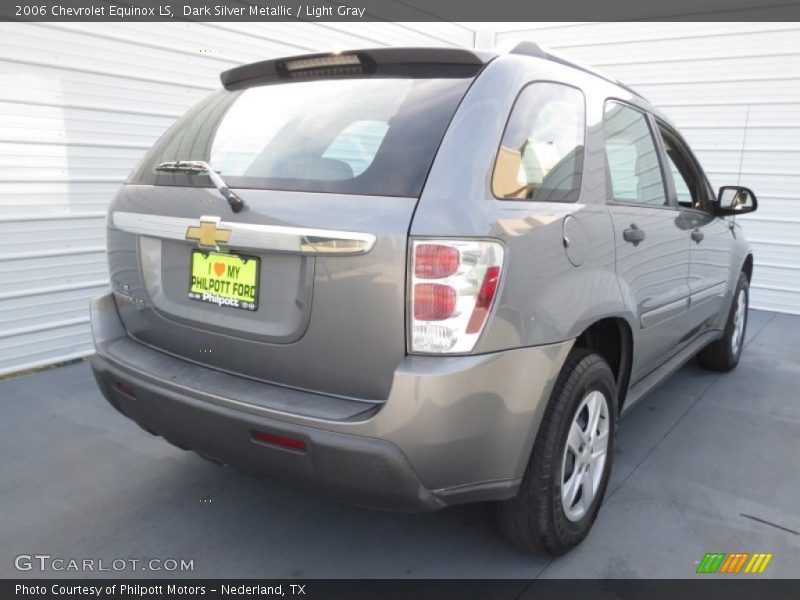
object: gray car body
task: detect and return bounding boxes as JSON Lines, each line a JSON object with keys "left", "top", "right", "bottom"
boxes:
{"left": 90, "top": 48, "right": 753, "bottom": 511}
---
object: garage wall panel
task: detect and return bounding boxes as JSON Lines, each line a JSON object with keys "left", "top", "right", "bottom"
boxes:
{"left": 4, "top": 21, "right": 795, "bottom": 376}
{"left": 0, "top": 21, "right": 475, "bottom": 376}
{"left": 497, "top": 23, "right": 800, "bottom": 314}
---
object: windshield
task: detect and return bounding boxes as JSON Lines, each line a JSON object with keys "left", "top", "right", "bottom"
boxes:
{"left": 129, "top": 77, "right": 473, "bottom": 198}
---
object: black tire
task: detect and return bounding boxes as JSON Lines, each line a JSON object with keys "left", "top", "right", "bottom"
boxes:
{"left": 496, "top": 349, "right": 618, "bottom": 556}
{"left": 697, "top": 272, "right": 749, "bottom": 372}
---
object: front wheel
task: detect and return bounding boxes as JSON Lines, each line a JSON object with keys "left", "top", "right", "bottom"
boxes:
{"left": 697, "top": 272, "right": 749, "bottom": 372}
{"left": 496, "top": 349, "right": 617, "bottom": 555}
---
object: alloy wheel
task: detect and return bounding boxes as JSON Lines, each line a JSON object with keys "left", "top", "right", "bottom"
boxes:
{"left": 561, "top": 390, "right": 610, "bottom": 522}
{"left": 731, "top": 288, "right": 747, "bottom": 354}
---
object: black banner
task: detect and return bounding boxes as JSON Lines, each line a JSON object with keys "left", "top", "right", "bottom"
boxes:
{"left": 4, "top": 0, "right": 800, "bottom": 21}
{"left": 5, "top": 580, "right": 800, "bottom": 600}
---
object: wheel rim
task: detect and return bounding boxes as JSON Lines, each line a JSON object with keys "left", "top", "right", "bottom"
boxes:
{"left": 561, "top": 390, "right": 610, "bottom": 522}
{"left": 731, "top": 288, "right": 747, "bottom": 354}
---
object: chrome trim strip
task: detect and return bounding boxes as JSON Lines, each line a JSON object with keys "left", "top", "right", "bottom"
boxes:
{"left": 113, "top": 211, "right": 190, "bottom": 240}
{"left": 112, "top": 211, "right": 376, "bottom": 255}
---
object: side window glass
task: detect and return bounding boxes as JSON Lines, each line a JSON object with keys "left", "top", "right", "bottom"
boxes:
{"left": 666, "top": 156, "right": 694, "bottom": 206}
{"left": 603, "top": 103, "right": 668, "bottom": 207}
{"left": 493, "top": 83, "right": 585, "bottom": 202}
{"left": 657, "top": 125, "right": 708, "bottom": 211}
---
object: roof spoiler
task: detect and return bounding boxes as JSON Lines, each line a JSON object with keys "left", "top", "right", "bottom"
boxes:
{"left": 220, "top": 47, "right": 492, "bottom": 90}
{"left": 510, "top": 41, "right": 647, "bottom": 101}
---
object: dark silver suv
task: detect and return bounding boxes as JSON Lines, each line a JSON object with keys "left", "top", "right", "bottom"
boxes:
{"left": 90, "top": 44, "right": 757, "bottom": 555}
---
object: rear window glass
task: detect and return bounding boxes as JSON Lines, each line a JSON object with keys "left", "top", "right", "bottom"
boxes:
{"left": 129, "top": 77, "right": 473, "bottom": 198}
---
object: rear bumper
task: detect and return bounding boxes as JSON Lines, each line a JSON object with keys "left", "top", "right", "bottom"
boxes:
{"left": 90, "top": 293, "right": 572, "bottom": 512}
{"left": 92, "top": 351, "right": 444, "bottom": 511}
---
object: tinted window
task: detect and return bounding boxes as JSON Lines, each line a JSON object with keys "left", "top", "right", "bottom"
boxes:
{"left": 666, "top": 152, "right": 694, "bottom": 205}
{"left": 603, "top": 102, "right": 668, "bottom": 206}
{"left": 493, "top": 83, "right": 585, "bottom": 202}
{"left": 322, "top": 120, "right": 390, "bottom": 177}
{"left": 657, "top": 124, "right": 713, "bottom": 211}
{"left": 129, "top": 77, "right": 473, "bottom": 198}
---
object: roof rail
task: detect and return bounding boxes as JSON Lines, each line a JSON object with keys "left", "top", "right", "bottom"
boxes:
{"left": 510, "top": 41, "right": 647, "bottom": 101}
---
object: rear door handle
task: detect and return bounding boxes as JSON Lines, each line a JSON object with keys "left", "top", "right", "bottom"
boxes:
{"left": 691, "top": 228, "right": 704, "bottom": 243}
{"left": 623, "top": 224, "right": 646, "bottom": 246}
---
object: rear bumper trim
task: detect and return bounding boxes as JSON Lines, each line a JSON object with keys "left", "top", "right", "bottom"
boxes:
{"left": 92, "top": 352, "right": 443, "bottom": 512}
{"left": 100, "top": 334, "right": 378, "bottom": 423}
{"left": 90, "top": 292, "right": 572, "bottom": 511}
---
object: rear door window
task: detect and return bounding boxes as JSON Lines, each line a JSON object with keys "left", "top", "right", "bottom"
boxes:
{"left": 656, "top": 123, "right": 715, "bottom": 212}
{"left": 603, "top": 102, "right": 670, "bottom": 207}
{"left": 129, "top": 77, "right": 473, "bottom": 198}
{"left": 493, "top": 82, "right": 586, "bottom": 202}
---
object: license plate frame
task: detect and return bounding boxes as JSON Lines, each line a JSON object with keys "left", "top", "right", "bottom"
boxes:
{"left": 188, "top": 250, "right": 260, "bottom": 312}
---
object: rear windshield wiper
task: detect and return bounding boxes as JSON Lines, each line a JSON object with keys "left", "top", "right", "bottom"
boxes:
{"left": 155, "top": 160, "right": 244, "bottom": 213}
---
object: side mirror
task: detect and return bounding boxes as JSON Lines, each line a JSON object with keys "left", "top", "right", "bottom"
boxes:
{"left": 715, "top": 186, "right": 757, "bottom": 216}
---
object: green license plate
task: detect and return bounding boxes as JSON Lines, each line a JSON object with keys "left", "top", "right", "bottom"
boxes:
{"left": 188, "top": 251, "right": 259, "bottom": 311}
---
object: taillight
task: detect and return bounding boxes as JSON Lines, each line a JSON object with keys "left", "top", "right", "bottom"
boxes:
{"left": 409, "top": 240, "right": 504, "bottom": 354}
{"left": 413, "top": 283, "right": 457, "bottom": 321}
{"left": 466, "top": 265, "right": 501, "bottom": 334}
{"left": 414, "top": 244, "right": 460, "bottom": 279}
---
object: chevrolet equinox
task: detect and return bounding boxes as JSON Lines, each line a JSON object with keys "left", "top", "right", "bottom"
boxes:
{"left": 90, "top": 44, "right": 758, "bottom": 555}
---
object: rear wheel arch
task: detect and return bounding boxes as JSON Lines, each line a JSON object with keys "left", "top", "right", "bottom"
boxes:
{"left": 497, "top": 347, "right": 618, "bottom": 554}
{"left": 573, "top": 317, "right": 633, "bottom": 412}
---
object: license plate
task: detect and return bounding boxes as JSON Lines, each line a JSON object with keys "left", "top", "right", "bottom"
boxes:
{"left": 188, "top": 251, "right": 259, "bottom": 311}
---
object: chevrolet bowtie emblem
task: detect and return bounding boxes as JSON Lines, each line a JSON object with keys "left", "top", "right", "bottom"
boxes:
{"left": 185, "top": 216, "right": 231, "bottom": 249}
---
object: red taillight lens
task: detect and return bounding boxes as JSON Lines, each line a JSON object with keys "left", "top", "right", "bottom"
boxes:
{"left": 413, "top": 283, "right": 456, "bottom": 321}
{"left": 114, "top": 381, "right": 136, "bottom": 398}
{"left": 466, "top": 266, "right": 501, "bottom": 334}
{"left": 414, "top": 244, "right": 460, "bottom": 279}
{"left": 409, "top": 239, "right": 504, "bottom": 353}
{"left": 252, "top": 431, "right": 307, "bottom": 452}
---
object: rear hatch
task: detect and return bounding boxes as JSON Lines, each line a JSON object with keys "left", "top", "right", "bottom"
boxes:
{"left": 106, "top": 49, "right": 483, "bottom": 401}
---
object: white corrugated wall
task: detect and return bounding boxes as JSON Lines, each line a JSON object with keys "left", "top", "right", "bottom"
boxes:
{"left": 494, "top": 23, "right": 800, "bottom": 315}
{"left": 0, "top": 22, "right": 475, "bottom": 376}
{"left": 3, "top": 22, "right": 799, "bottom": 376}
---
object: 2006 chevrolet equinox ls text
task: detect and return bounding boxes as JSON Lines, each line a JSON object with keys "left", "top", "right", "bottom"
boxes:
{"left": 90, "top": 43, "right": 758, "bottom": 555}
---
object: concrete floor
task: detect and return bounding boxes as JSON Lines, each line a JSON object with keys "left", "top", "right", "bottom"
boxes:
{"left": 2, "top": 309, "right": 798, "bottom": 579}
